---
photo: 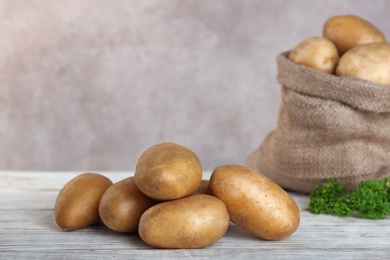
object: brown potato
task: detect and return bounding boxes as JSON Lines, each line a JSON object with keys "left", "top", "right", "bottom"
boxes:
{"left": 134, "top": 142, "right": 202, "bottom": 200}
{"left": 209, "top": 165, "right": 300, "bottom": 241}
{"left": 138, "top": 194, "right": 230, "bottom": 249}
{"left": 336, "top": 42, "right": 390, "bottom": 85}
{"left": 98, "top": 177, "right": 156, "bottom": 233}
{"left": 323, "top": 14, "right": 386, "bottom": 55}
{"left": 288, "top": 37, "right": 339, "bottom": 74}
{"left": 54, "top": 173, "right": 112, "bottom": 231}
{"left": 191, "top": 180, "right": 211, "bottom": 195}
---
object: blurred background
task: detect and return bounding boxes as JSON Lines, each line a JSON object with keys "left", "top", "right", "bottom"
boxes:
{"left": 1, "top": 0, "right": 389, "bottom": 171}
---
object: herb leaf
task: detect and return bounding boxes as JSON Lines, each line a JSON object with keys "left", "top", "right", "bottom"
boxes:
{"left": 309, "top": 177, "right": 390, "bottom": 219}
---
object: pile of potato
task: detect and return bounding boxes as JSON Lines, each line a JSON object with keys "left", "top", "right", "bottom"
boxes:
{"left": 54, "top": 142, "right": 300, "bottom": 249}
{"left": 289, "top": 14, "right": 390, "bottom": 85}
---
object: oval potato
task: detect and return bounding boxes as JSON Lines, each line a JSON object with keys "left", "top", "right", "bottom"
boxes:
{"left": 209, "top": 165, "right": 300, "bottom": 241}
{"left": 138, "top": 194, "right": 230, "bottom": 249}
{"left": 191, "top": 180, "right": 211, "bottom": 195}
{"left": 323, "top": 14, "right": 386, "bottom": 55}
{"left": 54, "top": 173, "right": 113, "bottom": 231}
{"left": 336, "top": 42, "right": 390, "bottom": 85}
{"left": 134, "top": 142, "right": 202, "bottom": 200}
{"left": 98, "top": 177, "right": 156, "bottom": 233}
{"left": 289, "top": 36, "right": 339, "bottom": 74}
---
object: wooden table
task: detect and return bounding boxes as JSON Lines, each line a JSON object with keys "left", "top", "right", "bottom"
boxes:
{"left": 1, "top": 171, "right": 389, "bottom": 259}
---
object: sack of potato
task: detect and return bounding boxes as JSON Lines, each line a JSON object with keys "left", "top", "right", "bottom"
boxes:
{"left": 245, "top": 15, "right": 390, "bottom": 194}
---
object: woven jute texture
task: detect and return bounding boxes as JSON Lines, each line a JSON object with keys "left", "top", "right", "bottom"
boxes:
{"left": 245, "top": 52, "right": 390, "bottom": 194}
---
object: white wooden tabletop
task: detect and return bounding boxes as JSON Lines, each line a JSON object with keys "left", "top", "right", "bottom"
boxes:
{"left": 0, "top": 171, "right": 389, "bottom": 259}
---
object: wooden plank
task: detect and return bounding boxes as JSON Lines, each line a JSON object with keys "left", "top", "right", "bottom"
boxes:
{"left": 0, "top": 171, "right": 389, "bottom": 259}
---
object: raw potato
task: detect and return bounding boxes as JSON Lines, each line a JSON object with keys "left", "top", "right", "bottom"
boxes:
{"left": 98, "top": 177, "right": 156, "bottom": 233}
{"left": 191, "top": 180, "right": 211, "bottom": 195}
{"left": 54, "top": 173, "right": 113, "bottom": 231}
{"left": 134, "top": 142, "right": 202, "bottom": 200}
{"left": 288, "top": 37, "right": 339, "bottom": 74}
{"left": 138, "top": 194, "right": 230, "bottom": 249}
{"left": 336, "top": 42, "right": 390, "bottom": 85}
{"left": 323, "top": 14, "right": 386, "bottom": 55}
{"left": 209, "top": 165, "right": 300, "bottom": 241}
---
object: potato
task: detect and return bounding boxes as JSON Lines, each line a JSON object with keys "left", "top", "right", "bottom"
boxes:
{"left": 138, "top": 194, "right": 230, "bottom": 249}
{"left": 323, "top": 14, "right": 386, "bottom": 55}
{"left": 336, "top": 42, "right": 390, "bottom": 85}
{"left": 134, "top": 142, "right": 202, "bottom": 200}
{"left": 98, "top": 177, "right": 156, "bottom": 233}
{"left": 54, "top": 173, "right": 112, "bottom": 231}
{"left": 288, "top": 37, "right": 339, "bottom": 74}
{"left": 191, "top": 180, "right": 211, "bottom": 195}
{"left": 209, "top": 165, "right": 300, "bottom": 241}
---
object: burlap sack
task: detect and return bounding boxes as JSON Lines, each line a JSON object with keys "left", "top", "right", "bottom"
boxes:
{"left": 245, "top": 51, "right": 390, "bottom": 194}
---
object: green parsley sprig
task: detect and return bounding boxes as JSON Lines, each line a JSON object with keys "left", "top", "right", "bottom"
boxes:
{"left": 309, "top": 177, "right": 390, "bottom": 219}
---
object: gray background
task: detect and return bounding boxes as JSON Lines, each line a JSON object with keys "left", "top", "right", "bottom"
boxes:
{"left": 1, "top": 0, "right": 389, "bottom": 171}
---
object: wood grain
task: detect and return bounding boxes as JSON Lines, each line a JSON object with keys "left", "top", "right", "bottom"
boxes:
{"left": 0, "top": 171, "right": 389, "bottom": 259}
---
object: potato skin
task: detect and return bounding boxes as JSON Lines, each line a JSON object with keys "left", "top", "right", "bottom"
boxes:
{"left": 98, "top": 177, "right": 156, "bottom": 233}
{"left": 288, "top": 37, "right": 339, "bottom": 74}
{"left": 336, "top": 42, "right": 390, "bottom": 85}
{"left": 323, "top": 14, "right": 386, "bottom": 55}
{"left": 134, "top": 142, "right": 202, "bottom": 200}
{"left": 191, "top": 180, "right": 211, "bottom": 195}
{"left": 138, "top": 194, "right": 230, "bottom": 249}
{"left": 209, "top": 165, "right": 300, "bottom": 241}
{"left": 54, "top": 173, "right": 113, "bottom": 231}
